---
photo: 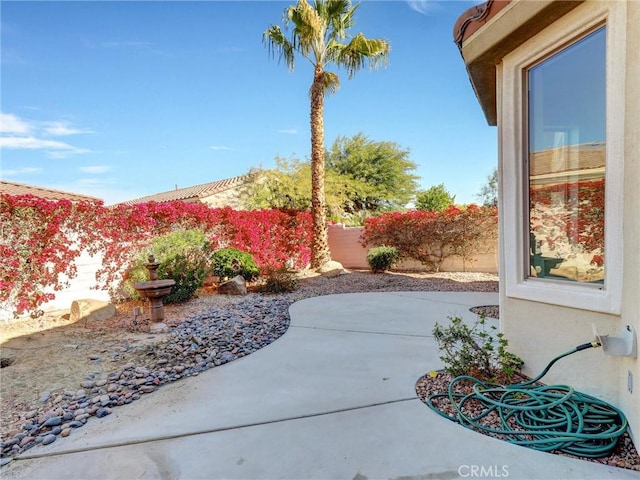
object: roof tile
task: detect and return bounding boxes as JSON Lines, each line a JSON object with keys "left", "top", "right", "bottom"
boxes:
{"left": 121, "top": 175, "right": 248, "bottom": 205}
{"left": 0, "top": 180, "right": 102, "bottom": 202}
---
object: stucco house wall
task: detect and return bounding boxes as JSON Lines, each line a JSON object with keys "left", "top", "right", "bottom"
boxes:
{"left": 456, "top": 0, "right": 639, "bottom": 448}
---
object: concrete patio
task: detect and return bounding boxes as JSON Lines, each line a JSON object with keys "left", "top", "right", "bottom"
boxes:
{"left": 2, "top": 292, "right": 638, "bottom": 479}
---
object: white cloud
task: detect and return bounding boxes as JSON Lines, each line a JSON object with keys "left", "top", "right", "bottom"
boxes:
{"left": 0, "top": 136, "right": 91, "bottom": 158}
{"left": 42, "top": 121, "right": 94, "bottom": 136}
{"left": 79, "top": 165, "right": 110, "bottom": 174}
{"left": 210, "top": 145, "right": 233, "bottom": 151}
{"left": 0, "top": 166, "right": 43, "bottom": 176}
{"left": 278, "top": 128, "right": 298, "bottom": 135}
{"left": 0, "top": 112, "right": 93, "bottom": 158}
{"left": 406, "top": 0, "right": 438, "bottom": 15}
{"left": 0, "top": 112, "right": 32, "bottom": 134}
{"left": 0, "top": 136, "right": 76, "bottom": 150}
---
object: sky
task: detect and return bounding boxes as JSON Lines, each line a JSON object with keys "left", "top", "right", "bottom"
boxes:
{"left": 0, "top": 0, "right": 497, "bottom": 206}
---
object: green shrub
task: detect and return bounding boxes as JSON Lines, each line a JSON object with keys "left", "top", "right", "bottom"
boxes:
{"left": 432, "top": 315, "right": 523, "bottom": 381}
{"left": 366, "top": 246, "right": 400, "bottom": 273}
{"left": 210, "top": 248, "right": 259, "bottom": 282}
{"left": 258, "top": 267, "right": 298, "bottom": 293}
{"left": 123, "top": 229, "right": 210, "bottom": 303}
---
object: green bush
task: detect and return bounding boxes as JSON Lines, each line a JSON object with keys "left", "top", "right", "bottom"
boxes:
{"left": 366, "top": 246, "right": 400, "bottom": 273}
{"left": 415, "top": 183, "right": 456, "bottom": 212}
{"left": 123, "top": 229, "right": 210, "bottom": 303}
{"left": 210, "top": 248, "right": 259, "bottom": 282}
{"left": 258, "top": 267, "right": 298, "bottom": 293}
{"left": 432, "top": 315, "right": 523, "bottom": 381}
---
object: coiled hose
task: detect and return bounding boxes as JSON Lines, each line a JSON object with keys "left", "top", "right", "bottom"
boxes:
{"left": 426, "top": 342, "right": 628, "bottom": 458}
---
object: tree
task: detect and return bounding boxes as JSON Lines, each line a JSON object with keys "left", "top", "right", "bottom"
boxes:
{"left": 242, "top": 156, "right": 350, "bottom": 218}
{"left": 327, "top": 133, "right": 419, "bottom": 212}
{"left": 415, "top": 184, "right": 456, "bottom": 212}
{"left": 263, "top": 0, "right": 390, "bottom": 268}
{"left": 477, "top": 166, "right": 498, "bottom": 207}
{"left": 243, "top": 134, "right": 418, "bottom": 219}
{"left": 243, "top": 157, "right": 312, "bottom": 211}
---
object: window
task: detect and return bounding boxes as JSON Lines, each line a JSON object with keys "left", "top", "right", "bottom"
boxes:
{"left": 501, "top": 1, "right": 624, "bottom": 314}
{"left": 526, "top": 28, "right": 605, "bottom": 284}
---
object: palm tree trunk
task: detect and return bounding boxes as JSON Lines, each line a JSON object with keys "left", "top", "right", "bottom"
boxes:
{"left": 309, "top": 66, "right": 331, "bottom": 269}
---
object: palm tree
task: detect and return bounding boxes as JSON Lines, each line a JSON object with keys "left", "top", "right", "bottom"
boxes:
{"left": 264, "top": 0, "right": 390, "bottom": 269}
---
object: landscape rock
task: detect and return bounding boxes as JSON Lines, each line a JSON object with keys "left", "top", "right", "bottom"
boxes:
{"left": 317, "top": 260, "right": 347, "bottom": 278}
{"left": 217, "top": 275, "right": 247, "bottom": 295}
{"left": 70, "top": 299, "right": 116, "bottom": 326}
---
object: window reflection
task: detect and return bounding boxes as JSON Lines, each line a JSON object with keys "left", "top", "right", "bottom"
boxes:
{"left": 527, "top": 27, "right": 605, "bottom": 283}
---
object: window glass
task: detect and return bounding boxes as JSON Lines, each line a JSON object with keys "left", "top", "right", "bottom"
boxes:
{"left": 527, "top": 27, "right": 605, "bottom": 283}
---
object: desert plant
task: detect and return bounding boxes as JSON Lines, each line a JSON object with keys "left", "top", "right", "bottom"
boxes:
{"left": 210, "top": 248, "right": 259, "bottom": 282}
{"left": 366, "top": 246, "right": 400, "bottom": 273}
{"left": 258, "top": 267, "right": 298, "bottom": 293}
{"left": 432, "top": 315, "right": 523, "bottom": 381}
{"left": 123, "top": 229, "right": 210, "bottom": 303}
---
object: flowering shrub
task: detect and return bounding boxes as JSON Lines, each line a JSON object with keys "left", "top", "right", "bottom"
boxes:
{"left": 361, "top": 205, "right": 498, "bottom": 272}
{"left": 530, "top": 179, "right": 604, "bottom": 264}
{"left": 0, "top": 194, "right": 104, "bottom": 317}
{"left": 528, "top": 178, "right": 605, "bottom": 282}
{"left": 1, "top": 195, "right": 312, "bottom": 317}
{"left": 92, "top": 204, "right": 311, "bottom": 296}
{"left": 218, "top": 208, "right": 312, "bottom": 270}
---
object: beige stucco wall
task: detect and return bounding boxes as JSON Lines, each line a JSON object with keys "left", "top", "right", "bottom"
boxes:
{"left": 497, "top": 0, "right": 639, "bottom": 447}
{"left": 327, "top": 223, "right": 498, "bottom": 273}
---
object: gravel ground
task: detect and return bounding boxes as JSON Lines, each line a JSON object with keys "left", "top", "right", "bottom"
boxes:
{"left": 416, "top": 372, "right": 640, "bottom": 472}
{"left": 1, "top": 269, "right": 638, "bottom": 471}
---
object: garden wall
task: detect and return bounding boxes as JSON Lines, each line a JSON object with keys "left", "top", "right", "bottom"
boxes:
{"left": 327, "top": 223, "right": 498, "bottom": 273}
{"left": 1, "top": 222, "right": 498, "bottom": 322}
{"left": 0, "top": 251, "right": 109, "bottom": 322}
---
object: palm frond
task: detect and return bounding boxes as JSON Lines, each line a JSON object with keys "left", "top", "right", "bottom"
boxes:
{"left": 286, "top": 0, "right": 324, "bottom": 56}
{"left": 308, "top": 70, "right": 340, "bottom": 98}
{"left": 329, "top": 0, "right": 359, "bottom": 39}
{"left": 263, "top": 25, "right": 295, "bottom": 71}
{"left": 322, "top": 71, "right": 340, "bottom": 94}
{"left": 338, "top": 32, "right": 390, "bottom": 78}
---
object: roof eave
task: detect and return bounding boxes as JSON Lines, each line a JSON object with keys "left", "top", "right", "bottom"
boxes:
{"left": 453, "top": 0, "right": 585, "bottom": 126}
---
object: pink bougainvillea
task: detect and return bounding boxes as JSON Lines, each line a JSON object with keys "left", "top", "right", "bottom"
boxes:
{"left": 529, "top": 178, "right": 604, "bottom": 266}
{"left": 1, "top": 195, "right": 312, "bottom": 317}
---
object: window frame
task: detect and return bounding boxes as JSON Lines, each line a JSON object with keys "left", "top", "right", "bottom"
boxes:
{"left": 500, "top": 1, "right": 625, "bottom": 314}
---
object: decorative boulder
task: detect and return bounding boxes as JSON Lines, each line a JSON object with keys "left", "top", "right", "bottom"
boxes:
{"left": 218, "top": 275, "right": 248, "bottom": 295}
{"left": 70, "top": 299, "right": 116, "bottom": 326}
{"left": 317, "top": 260, "right": 348, "bottom": 278}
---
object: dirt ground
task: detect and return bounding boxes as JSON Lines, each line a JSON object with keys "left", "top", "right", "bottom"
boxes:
{"left": 0, "top": 299, "right": 181, "bottom": 418}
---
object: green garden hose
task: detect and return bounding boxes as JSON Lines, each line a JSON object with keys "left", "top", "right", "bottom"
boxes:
{"left": 426, "top": 342, "right": 628, "bottom": 458}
